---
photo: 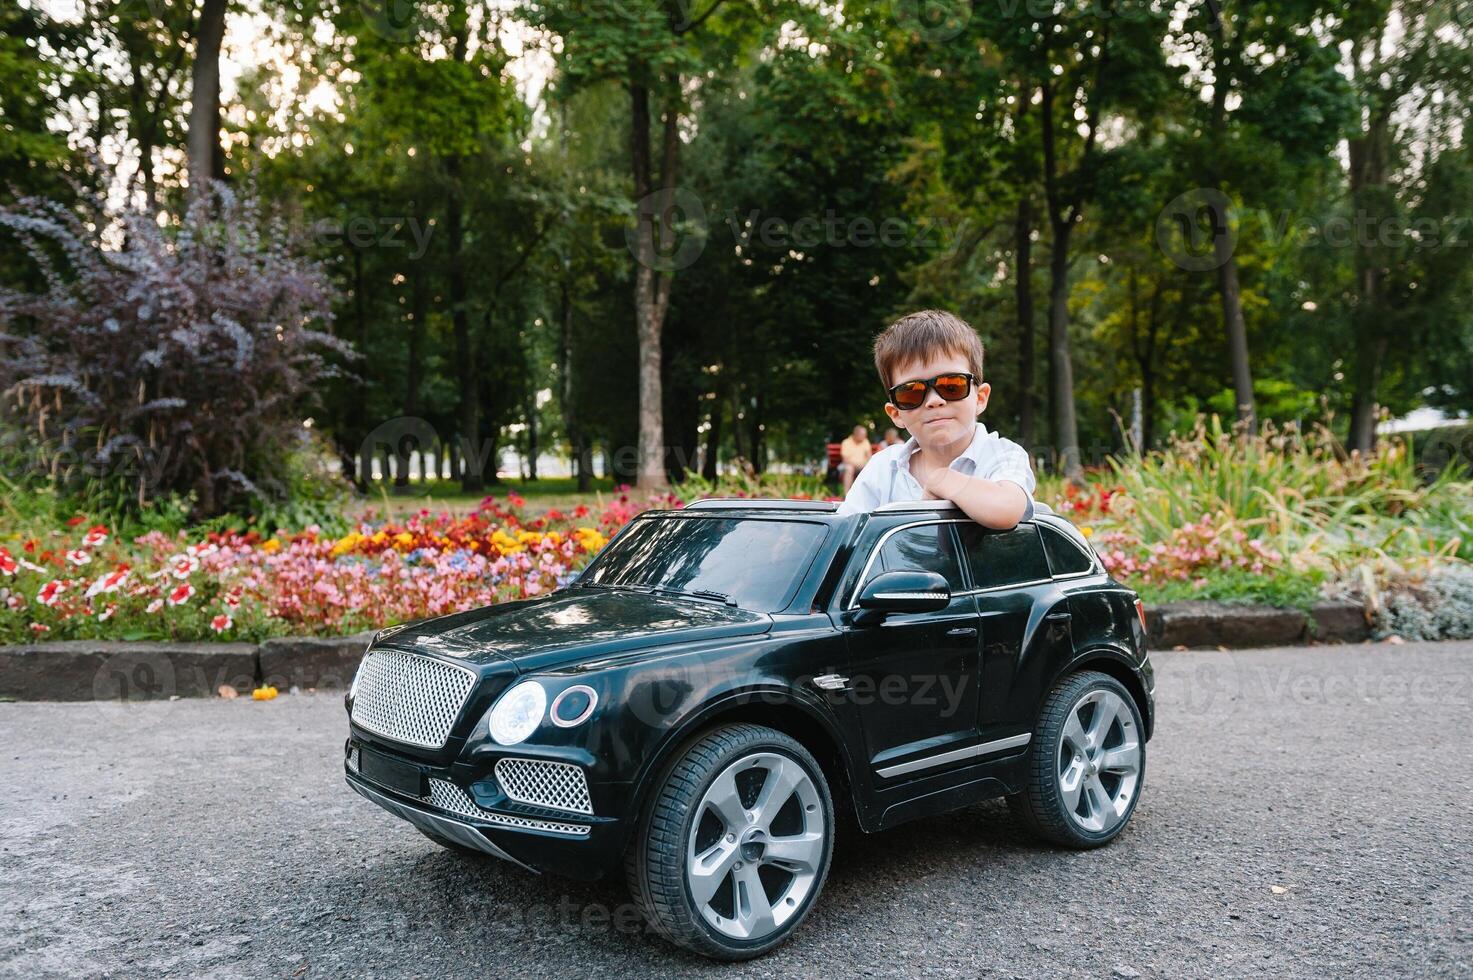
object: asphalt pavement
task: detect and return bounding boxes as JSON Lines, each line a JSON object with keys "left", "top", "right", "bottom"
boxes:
{"left": 3, "top": 640, "right": 1471, "bottom": 978}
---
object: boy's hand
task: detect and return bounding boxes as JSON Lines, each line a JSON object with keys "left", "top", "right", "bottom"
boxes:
{"left": 924, "top": 468, "right": 1029, "bottom": 529}
{"left": 922, "top": 468, "right": 960, "bottom": 500}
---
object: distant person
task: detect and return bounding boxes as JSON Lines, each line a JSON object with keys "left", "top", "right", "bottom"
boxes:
{"left": 836, "top": 309, "right": 1035, "bottom": 529}
{"left": 882, "top": 427, "right": 902, "bottom": 448}
{"left": 838, "top": 424, "right": 872, "bottom": 492}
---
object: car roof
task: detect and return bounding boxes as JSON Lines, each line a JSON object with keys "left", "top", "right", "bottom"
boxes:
{"left": 675, "top": 497, "right": 1062, "bottom": 522}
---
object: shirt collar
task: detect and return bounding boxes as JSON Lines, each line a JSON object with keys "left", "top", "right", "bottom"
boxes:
{"left": 895, "top": 420, "right": 989, "bottom": 471}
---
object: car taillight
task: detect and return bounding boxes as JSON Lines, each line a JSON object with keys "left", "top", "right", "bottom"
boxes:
{"left": 1134, "top": 598, "right": 1148, "bottom": 633}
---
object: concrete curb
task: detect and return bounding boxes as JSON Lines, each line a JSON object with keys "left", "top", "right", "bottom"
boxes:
{"left": 0, "top": 634, "right": 371, "bottom": 702}
{"left": 1146, "top": 599, "right": 1370, "bottom": 650}
{"left": 0, "top": 600, "right": 1373, "bottom": 701}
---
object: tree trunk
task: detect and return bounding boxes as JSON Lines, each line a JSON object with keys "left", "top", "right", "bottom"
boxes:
{"left": 559, "top": 278, "right": 591, "bottom": 492}
{"left": 526, "top": 392, "right": 539, "bottom": 482}
{"left": 1208, "top": 32, "right": 1256, "bottom": 431}
{"left": 1046, "top": 222, "right": 1082, "bottom": 479}
{"left": 396, "top": 261, "right": 428, "bottom": 489}
{"left": 1346, "top": 42, "right": 1392, "bottom": 456}
{"left": 445, "top": 155, "right": 481, "bottom": 494}
{"left": 1014, "top": 196, "right": 1036, "bottom": 447}
{"left": 702, "top": 395, "right": 721, "bottom": 480}
{"left": 186, "top": 0, "right": 227, "bottom": 208}
{"left": 630, "top": 79, "right": 680, "bottom": 491}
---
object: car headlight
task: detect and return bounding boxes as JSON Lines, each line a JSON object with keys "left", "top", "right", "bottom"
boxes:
{"left": 487, "top": 681, "right": 547, "bottom": 745}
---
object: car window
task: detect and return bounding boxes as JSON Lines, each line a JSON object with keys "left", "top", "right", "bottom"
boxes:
{"left": 1040, "top": 524, "right": 1094, "bottom": 576}
{"left": 580, "top": 516, "right": 826, "bottom": 612}
{"left": 959, "top": 524, "right": 1050, "bottom": 590}
{"left": 862, "top": 523, "right": 964, "bottom": 591}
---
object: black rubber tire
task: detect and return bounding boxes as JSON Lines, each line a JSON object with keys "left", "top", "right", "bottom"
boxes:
{"left": 1009, "top": 670, "right": 1146, "bottom": 849}
{"left": 625, "top": 724, "right": 835, "bottom": 961}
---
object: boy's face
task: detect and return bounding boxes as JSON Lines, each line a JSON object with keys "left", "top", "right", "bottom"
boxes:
{"left": 883, "top": 350, "right": 990, "bottom": 452}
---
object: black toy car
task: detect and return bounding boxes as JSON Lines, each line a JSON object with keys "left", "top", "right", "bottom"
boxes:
{"left": 344, "top": 498, "right": 1155, "bottom": 959}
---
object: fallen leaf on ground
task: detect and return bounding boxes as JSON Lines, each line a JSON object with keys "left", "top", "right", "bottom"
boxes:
{"left": 217, "top": 684, "right": 238, "bottom": 699}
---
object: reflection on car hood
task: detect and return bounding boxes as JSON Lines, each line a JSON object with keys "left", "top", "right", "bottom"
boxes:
{"left": 375, "top": 586, "right": 772, "bottom": 671}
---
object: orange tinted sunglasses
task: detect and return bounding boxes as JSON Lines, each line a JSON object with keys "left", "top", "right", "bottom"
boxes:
{"left": 886, "top": 372, "right": 974, "bottom": 410}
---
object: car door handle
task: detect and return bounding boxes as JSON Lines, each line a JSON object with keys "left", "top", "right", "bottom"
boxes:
{"left": 945, "top": 627, "right": 978, "bottom": 638}
{"left": 1044, "top": 612, "right": 1072, "bottom": 624}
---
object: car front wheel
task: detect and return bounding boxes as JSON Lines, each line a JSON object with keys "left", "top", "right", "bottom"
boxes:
{"left": 626, "top": 724, "right": 835, "bottom": 960}
{"left": 1010, "top": 670, "right": 1145, "bottom": 848}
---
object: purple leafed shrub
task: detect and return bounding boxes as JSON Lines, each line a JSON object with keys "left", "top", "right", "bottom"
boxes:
{"left": 0, "top": 185, "right": 355, "bottom": 517}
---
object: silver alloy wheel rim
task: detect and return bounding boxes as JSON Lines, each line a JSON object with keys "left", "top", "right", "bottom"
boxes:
{"left": 686, "top": 751, "right": 825, "bottom": 941}
{"left": 1057, "top": 688, "right": 1141, "bottom": 834}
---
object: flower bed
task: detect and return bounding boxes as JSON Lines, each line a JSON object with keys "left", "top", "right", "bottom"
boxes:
{"left": 5, "top": 422, "right": 1470, "bottom": 644}
{"left": 0, "top": 490, "right": 674, "bottom": 644}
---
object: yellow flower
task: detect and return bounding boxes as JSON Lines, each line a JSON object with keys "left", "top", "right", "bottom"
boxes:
{"left": 1080, "top": 526, "right": 1094, "bottom": 538}
{"left": 371, "top": 531, "right": 388, "bottom": 546}
{"left": 252, "top": 685, "right": 279, "bottom": 701}
{"left": 394, "top": 532, "right": 415, "bottom": 550}
{"left": 329, "top": 533, "right": 363, "bottom": 557}
{"left": 261, "top": 538, "right": 282, "bottom": 554}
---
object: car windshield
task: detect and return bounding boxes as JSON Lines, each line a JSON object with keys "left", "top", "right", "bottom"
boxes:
{"left": 579, "top": 516, "right": 827, "bottom": 612}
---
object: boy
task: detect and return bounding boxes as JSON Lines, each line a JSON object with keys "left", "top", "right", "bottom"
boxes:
{"left": 835, "top": 310, "right": 1035, "bottom": 528}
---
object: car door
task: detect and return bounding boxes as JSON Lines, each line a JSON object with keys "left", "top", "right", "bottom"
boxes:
{"left": 838, "top": 521, "right": 983, "bottom": 777}
{"left": 957, "top": 522, "right": 1072, "bottom": 738}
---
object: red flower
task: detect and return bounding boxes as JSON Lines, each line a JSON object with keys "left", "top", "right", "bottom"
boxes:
{"left": 83, "top": 525, "right": 109, "bottom": 548}
{"left": 30, "top": 622, "right": 50, "bottom": 634}
{"left": 166, "top": 582, "right": 195, "bottom": 606}
{"left": 66, "top": 515, "right": 87, "bottom": 526}
{"left": 0, "top": 548, "right": 16, "bottom": 575}
{"left": 210, "top": 614, "right": 232, "bottom": 633}
{"left": 37, "top": 580, "right": 65, "bottom": 606}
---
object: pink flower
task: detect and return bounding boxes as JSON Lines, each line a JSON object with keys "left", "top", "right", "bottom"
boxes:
{"left": 166, "top": 582, "right": 195, "bottom": 606}
{"left": 30, "top": 622, "right": 50, "bottom": 634}
{"left": 210, "top": 614, "right": 232, "bottom": 633}
{"left": 146, "top": 598, "right": 165, "bottom": 613}
{"left": 98, "top": 603, "right": 118, "bottom": 621}
{"left": 37, "top": 580, "right": 65, "bottom": 606}
{"left": 65, "top": 549, "right": 91, "bottom": 566}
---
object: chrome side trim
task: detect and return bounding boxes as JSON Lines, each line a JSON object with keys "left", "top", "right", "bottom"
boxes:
{"left": 346, "top": 776, "right": 540, "bottom": 872}
{"left": 872, "top": 591, "right": 949, "bottom": 600}
{"left": 874, "top": 732, "right": 1032, "bottom": 779}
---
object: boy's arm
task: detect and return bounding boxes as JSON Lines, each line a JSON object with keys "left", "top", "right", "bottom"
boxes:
{"left": 922, "top": 469, "right": 1030, "bottom": 528}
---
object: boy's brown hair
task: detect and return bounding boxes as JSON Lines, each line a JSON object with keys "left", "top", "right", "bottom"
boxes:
{"left": 873, "top": 309, "right": 985, "bottom": 391}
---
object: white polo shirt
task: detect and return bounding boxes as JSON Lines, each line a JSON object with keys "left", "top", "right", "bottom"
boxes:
{"left": 835, "top": 421, "right": 1037, "bottom": 518}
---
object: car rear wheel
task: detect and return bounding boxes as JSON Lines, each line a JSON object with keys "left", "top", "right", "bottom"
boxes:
{"left": 626, "top": 724, "right": 835, "bottom": 960}
{"left": 1009, "top": 670, "right": 1145, "bottom": 848}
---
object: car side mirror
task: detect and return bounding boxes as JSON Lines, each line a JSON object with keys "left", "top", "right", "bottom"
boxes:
{"left": 854, "top": 570, "right": 951, "bottom": 624}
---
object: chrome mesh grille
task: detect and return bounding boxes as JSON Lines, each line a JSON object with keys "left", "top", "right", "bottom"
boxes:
{"left": 349, "top": 650, "right": 476, "bottom": 749}
{"left": 425, "top": 779, "right": 590, "bottom": 836}
{"left": 495, "top": 758, "right": 593, "bottom": 815}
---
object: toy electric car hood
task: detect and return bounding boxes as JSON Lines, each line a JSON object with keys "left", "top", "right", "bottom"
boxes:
{"left": 371, "top": 586, "right": 773, "bottom": 672}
